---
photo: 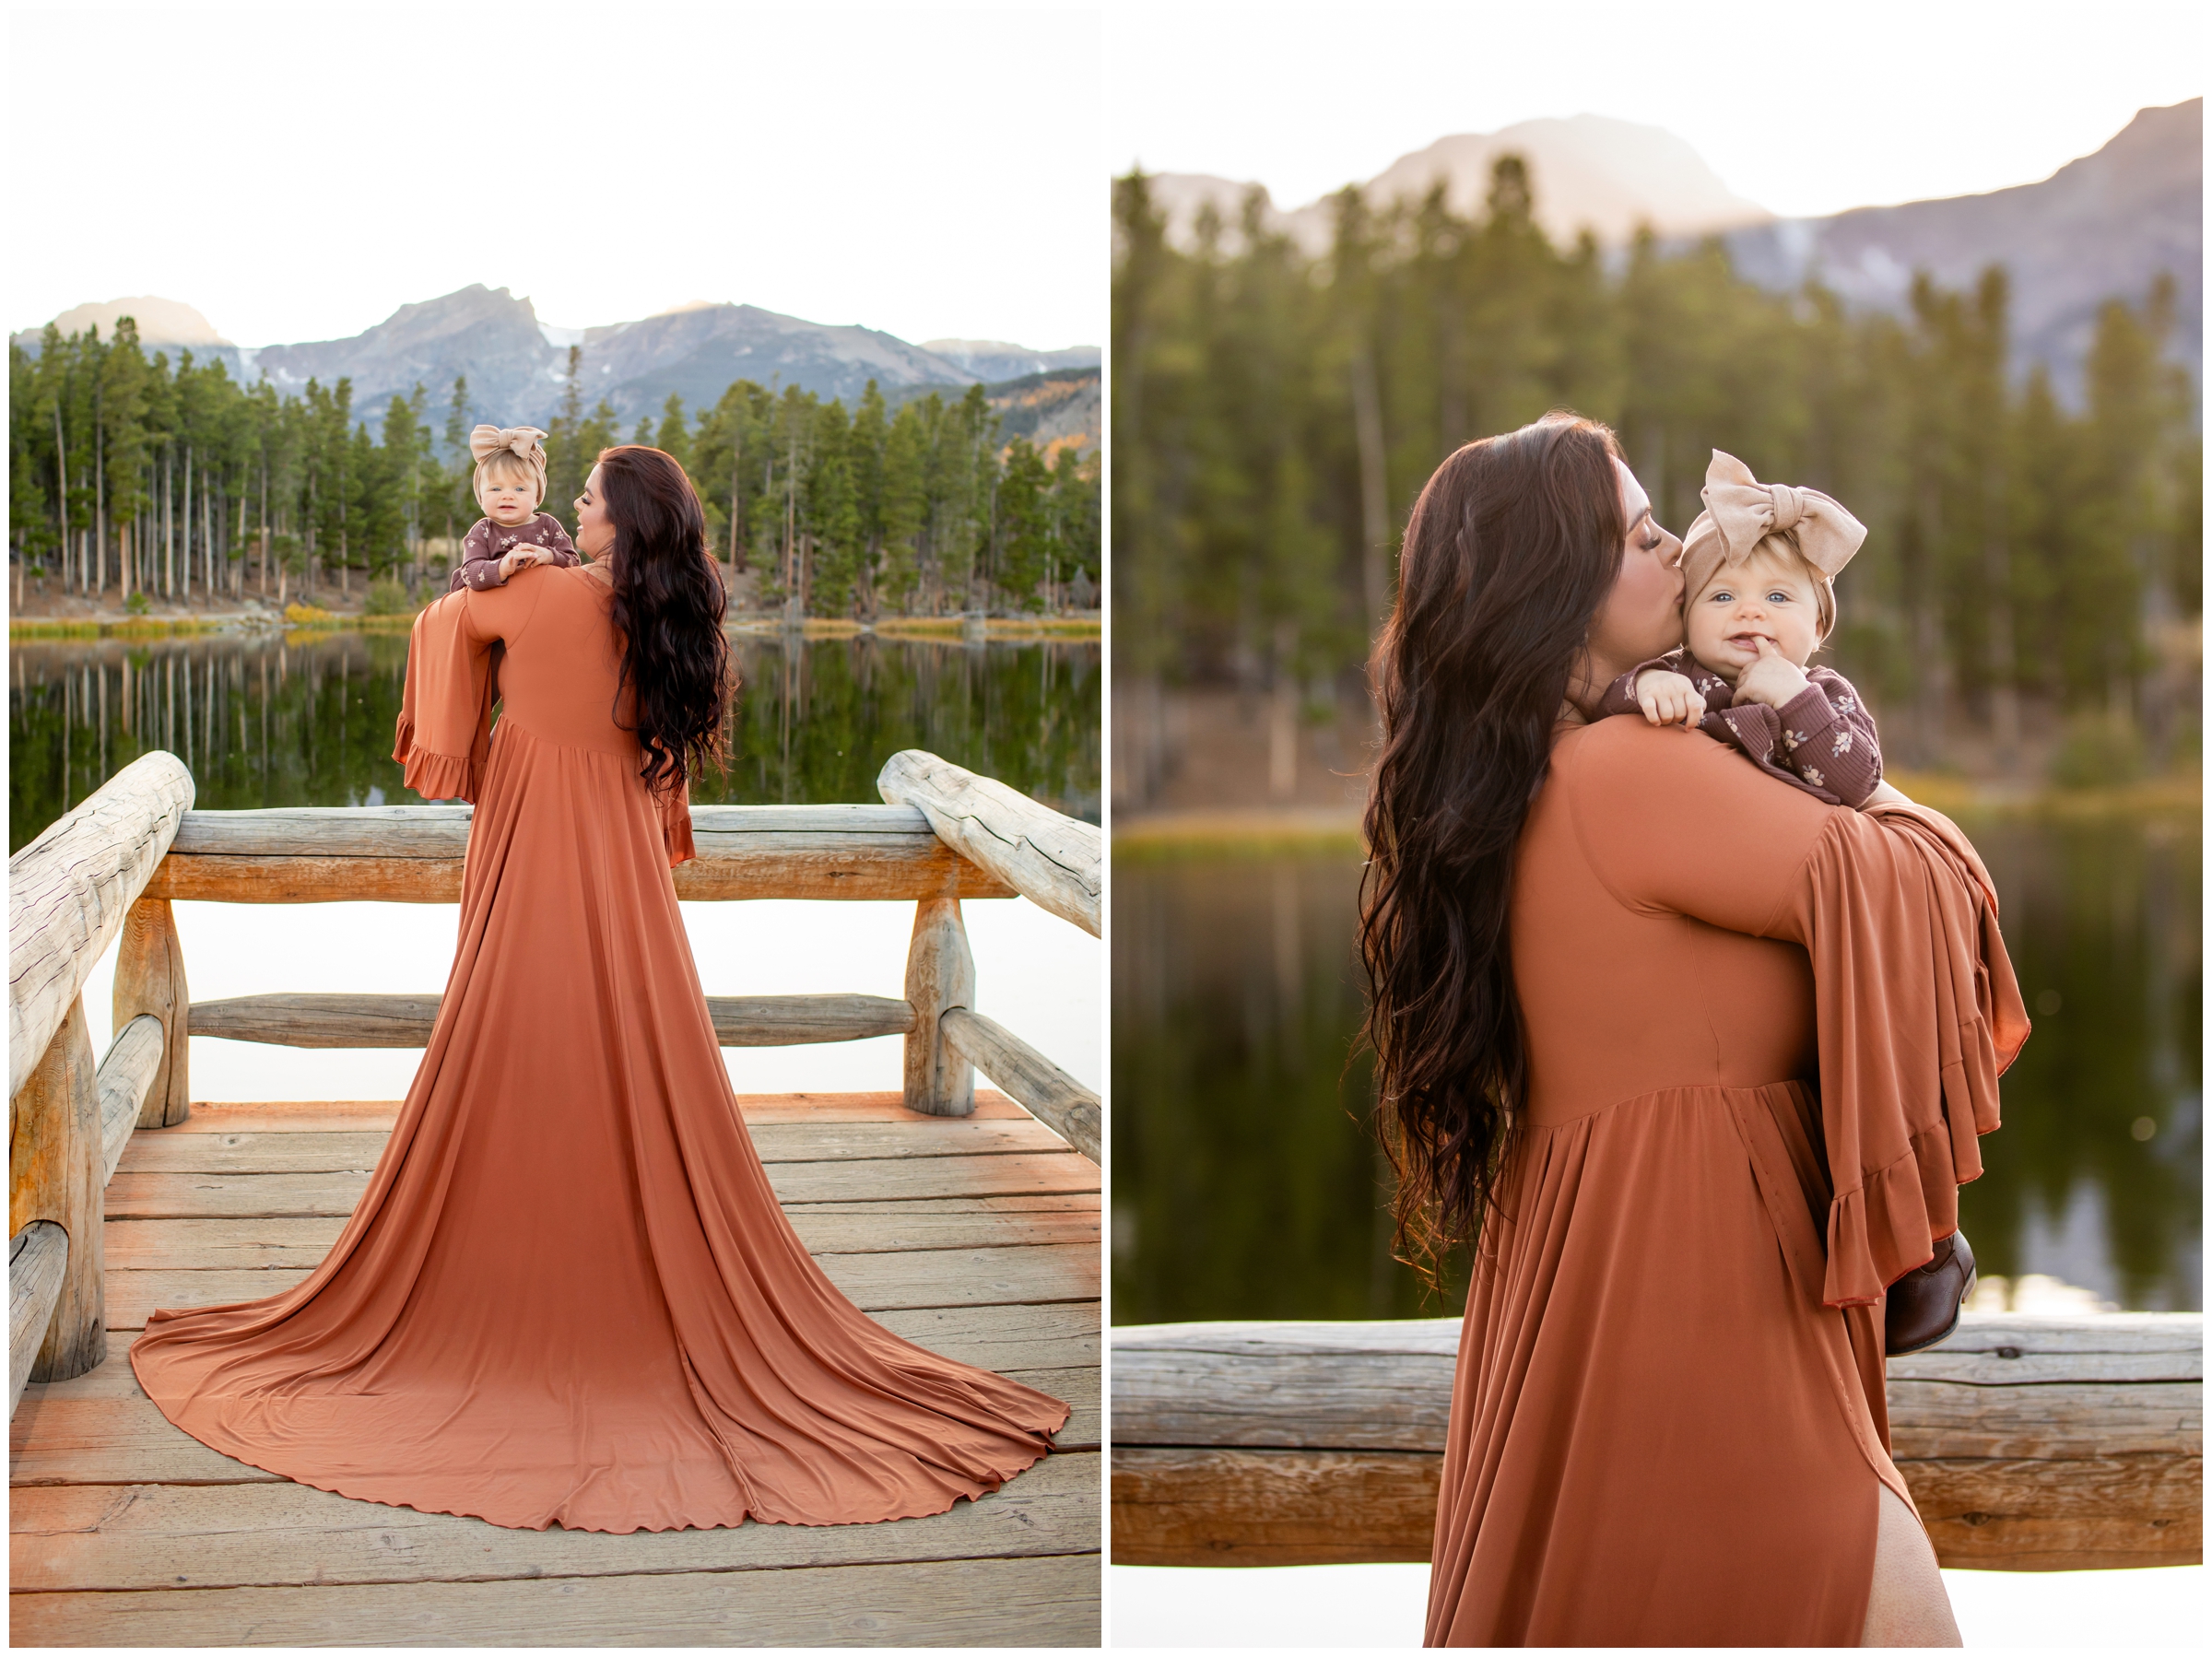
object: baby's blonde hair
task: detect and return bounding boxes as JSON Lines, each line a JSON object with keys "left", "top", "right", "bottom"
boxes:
{"left": 475, "top": 449, "right": 543, "bottom": 511}
{"left": 1699, "top": 532, "right": 1838, "bottom": 642}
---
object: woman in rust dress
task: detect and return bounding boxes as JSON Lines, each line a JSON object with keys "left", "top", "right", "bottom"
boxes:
{"left": 1360, "top": 415, "right": 2026, "bottom": 1644}
{"left": 132, "top": 447, "right": 1066, "bottom": 1533}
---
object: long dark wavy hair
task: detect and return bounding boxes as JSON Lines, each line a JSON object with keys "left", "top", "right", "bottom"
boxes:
{"left": 1359, "top": 412, "right": 1629, "bottom": 1278}
{"left": 594, "top": 445, "right": 735, "bottom": 796}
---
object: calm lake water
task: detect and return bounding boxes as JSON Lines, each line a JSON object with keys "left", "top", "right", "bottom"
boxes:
{"left": 1112, "top": 816, "right": 2202, "bottom": 1322}
{"left": 9, "top": 629, "right": 1100, "bottom": 853}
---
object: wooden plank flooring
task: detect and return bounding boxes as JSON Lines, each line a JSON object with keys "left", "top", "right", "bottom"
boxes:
{"left": 11, "top": 1091, "right": 1100, "bottom": 1647}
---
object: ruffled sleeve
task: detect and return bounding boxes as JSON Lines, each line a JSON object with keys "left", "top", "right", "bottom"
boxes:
{"left": 660, "top": 774, "right": 696, "bottom": 868}
{"left": 1784, "top": 801, "right": 2030, "bottom": 1306}
{"left": 391, "top": 589, "right": 498, "bottom": 803}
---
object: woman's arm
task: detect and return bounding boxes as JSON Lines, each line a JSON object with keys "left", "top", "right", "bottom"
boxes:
{"left": 1556, "top": 716, "right": 1836, "bottom": 940}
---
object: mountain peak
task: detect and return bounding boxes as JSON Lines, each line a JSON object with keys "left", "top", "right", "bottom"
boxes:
{"left": 27, "top": 296, "right": 229, "bottom": 347}
{"left": 1369, "top": 115, "right": 1771, "bottom": 243}
{"left": 1147, "top": 115, "right": 1771, "bottom": 254}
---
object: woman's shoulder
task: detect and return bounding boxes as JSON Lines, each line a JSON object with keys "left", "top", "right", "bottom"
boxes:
{"left": 1551, "top": 711, "right": 1700, "bottom": 778}
{"left": 1550, "top": 715, "right": 1834, "bottom": 833}
{"left": 517, "top": 561, "right": 613, "bottom": 616}
{"left": 413, "top": 584, "right": 465, "bottom": 628}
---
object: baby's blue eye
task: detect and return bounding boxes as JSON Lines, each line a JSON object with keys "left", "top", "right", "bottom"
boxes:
{"left": 1769, "top": 591, "right": 1790, "bottom": 603}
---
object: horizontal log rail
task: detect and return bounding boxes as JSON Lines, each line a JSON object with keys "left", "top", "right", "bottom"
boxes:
{"left": 188, "top": 993, "right": 919, "bottom": 1049}
{"left": 880, "top": 751, "right": 1100, "bottom": 937}
{"left": 95, "top": 1017, "right": 166, "bottom": 1184}
{"left": 1111, "top": 1314, "right": 2204, "bottom": 1572}
{"left": 10, "top": 754, "right": 193, "bottom": 1102}
{"left": 942, "top": 1008, "right": 1100, "bottom": 1166}
{"left": 147, "top": 804, "right": 1019, "bottom": 904}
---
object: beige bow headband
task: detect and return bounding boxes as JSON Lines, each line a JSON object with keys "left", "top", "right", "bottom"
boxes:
{"left": 1678, "top": 449, "right": 1866, "bottom": 605}
{"left": 470, "top": 425, "right": 548, "bottom": 494}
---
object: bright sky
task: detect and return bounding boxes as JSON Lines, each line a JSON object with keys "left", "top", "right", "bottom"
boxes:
{"left": 1108, "top": 0, "right": 2205, "bottom": 217}
{"left": 6, "top": 2, "right": 1105, "bottom": 349}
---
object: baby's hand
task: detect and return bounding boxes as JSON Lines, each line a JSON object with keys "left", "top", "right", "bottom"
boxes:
{"left": 1634, "top": 669, "right": 1707, "bottom": 730}
{"left": 498, "top": 547, "right": 547, "bottom": 582}
{"left": 1733, "top": 638, "right": 1813, "bottom": 710}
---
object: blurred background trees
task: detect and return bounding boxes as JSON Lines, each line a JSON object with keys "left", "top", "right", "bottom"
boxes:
{"left": 1112, "top": 159, "right": 2200, "bottom": 801}
{"left": 10, "top": 330, "right": 1100, "bottom": 620}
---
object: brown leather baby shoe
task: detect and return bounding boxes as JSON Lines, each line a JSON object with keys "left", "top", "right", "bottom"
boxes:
{"left": 1884, "top": 1229, "right": 1978, "bottom": 1356}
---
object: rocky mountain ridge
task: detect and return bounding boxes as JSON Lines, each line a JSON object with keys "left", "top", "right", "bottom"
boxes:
{"left": 1141, "top": 101, "right": 2199, "bottom": 398}
{"left": 1722, "top": 100, "right": 2199, "bottom": 401}
{"left": 1146, "top": 112, "right": 1773, "bottom": 254}
{"left": 15, "top": 288, "right": 1102, "bottom": 437}
{"left": 922, "top": 339, "right": 1102, "bottom": 381}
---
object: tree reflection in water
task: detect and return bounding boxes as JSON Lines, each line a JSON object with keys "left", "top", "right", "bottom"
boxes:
{"left": 1111, "top": 823, "right": 2200, "bottom": 1326}
{"left": 9, "top": 629, "right": 1100, "bottom": 856}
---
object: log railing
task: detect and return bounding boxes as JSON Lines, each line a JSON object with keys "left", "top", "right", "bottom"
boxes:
{"left": 9, "top": 746, "right": 1100, "bottom": 1416}
{"left": 1111, "top": 1313, "right": 2204, "bottom": 1572}
{"left": 9, "top": 753, "right": 194, "bottom": 1414}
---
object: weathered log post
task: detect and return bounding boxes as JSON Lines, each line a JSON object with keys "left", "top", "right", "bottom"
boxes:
{"left": 10, "top": 752, "right": 193, "bottom": 1407}
{"left": 7, "top": 1000, "right": 105, "bottom": 1388}
{"left": 903, "top": 897, "right": 976, "bottom": 1117}
{"left": 112, "top": 897, "right": 189, "bottom": 1127}
{"left": 880, "top": 750, "right": 1102, "bottom": 1158}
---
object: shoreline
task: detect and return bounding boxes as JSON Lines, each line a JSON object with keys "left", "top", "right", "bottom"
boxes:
{"left": 1115, "top": 770, "right": 2204, "bottom": 857}
{"left": 9, "top": 610, "right": 1102, "bottom": 641}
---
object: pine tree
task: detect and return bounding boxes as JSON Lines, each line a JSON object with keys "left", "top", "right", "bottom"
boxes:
{"left": 100, "top": 317, "right": 152, "bottom": 602}
{"left": 653, "top": 394, "right": 690, "bottom": 468}
{"left": 4, "top": 323, "right": 1100, "bottom": 628}
{"left": 1109, "top": 160, "right": 2198, "bottom": 787}
{"left": 994, "top": 438, "right": 1053, "bottom": 612}
{"left": 544, "top": 353, "right": 583, "bottom": 530}
{"left": 877, "top": 400, "right": 928, "bottom": 612}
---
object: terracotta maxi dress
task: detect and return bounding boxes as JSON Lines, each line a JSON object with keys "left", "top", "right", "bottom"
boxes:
{"left": 1424, "top": 716, "right": 2028, "bottom": 1646}
{"left": 131, "top": 564, "right": 1068, "bottom": 1533}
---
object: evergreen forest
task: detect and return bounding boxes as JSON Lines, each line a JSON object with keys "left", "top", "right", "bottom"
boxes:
{"left": 1112, "top": 159, "right": 2202, "bottom": 775}
{"left": 9, "top": 329, "right": 1100, "bottom": 621}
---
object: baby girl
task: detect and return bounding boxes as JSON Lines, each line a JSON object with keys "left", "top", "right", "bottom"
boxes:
{"left": 448, "top": 425, "right": 582, "bottom": 593}
{"left": 1603, "top": 450, "right": 1882, "bottom": 807}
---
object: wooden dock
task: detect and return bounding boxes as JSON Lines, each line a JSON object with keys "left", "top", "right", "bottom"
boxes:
{"left": 10, "top": 746, "right": 1104, "bottom": 1646}
{"left": 12, "top": 1089, "right": 1100, "bottom": 1646}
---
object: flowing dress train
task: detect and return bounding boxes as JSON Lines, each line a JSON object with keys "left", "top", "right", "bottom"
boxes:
{"left": 131, "top": 563, "right": 1068, "bottom": 1533}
